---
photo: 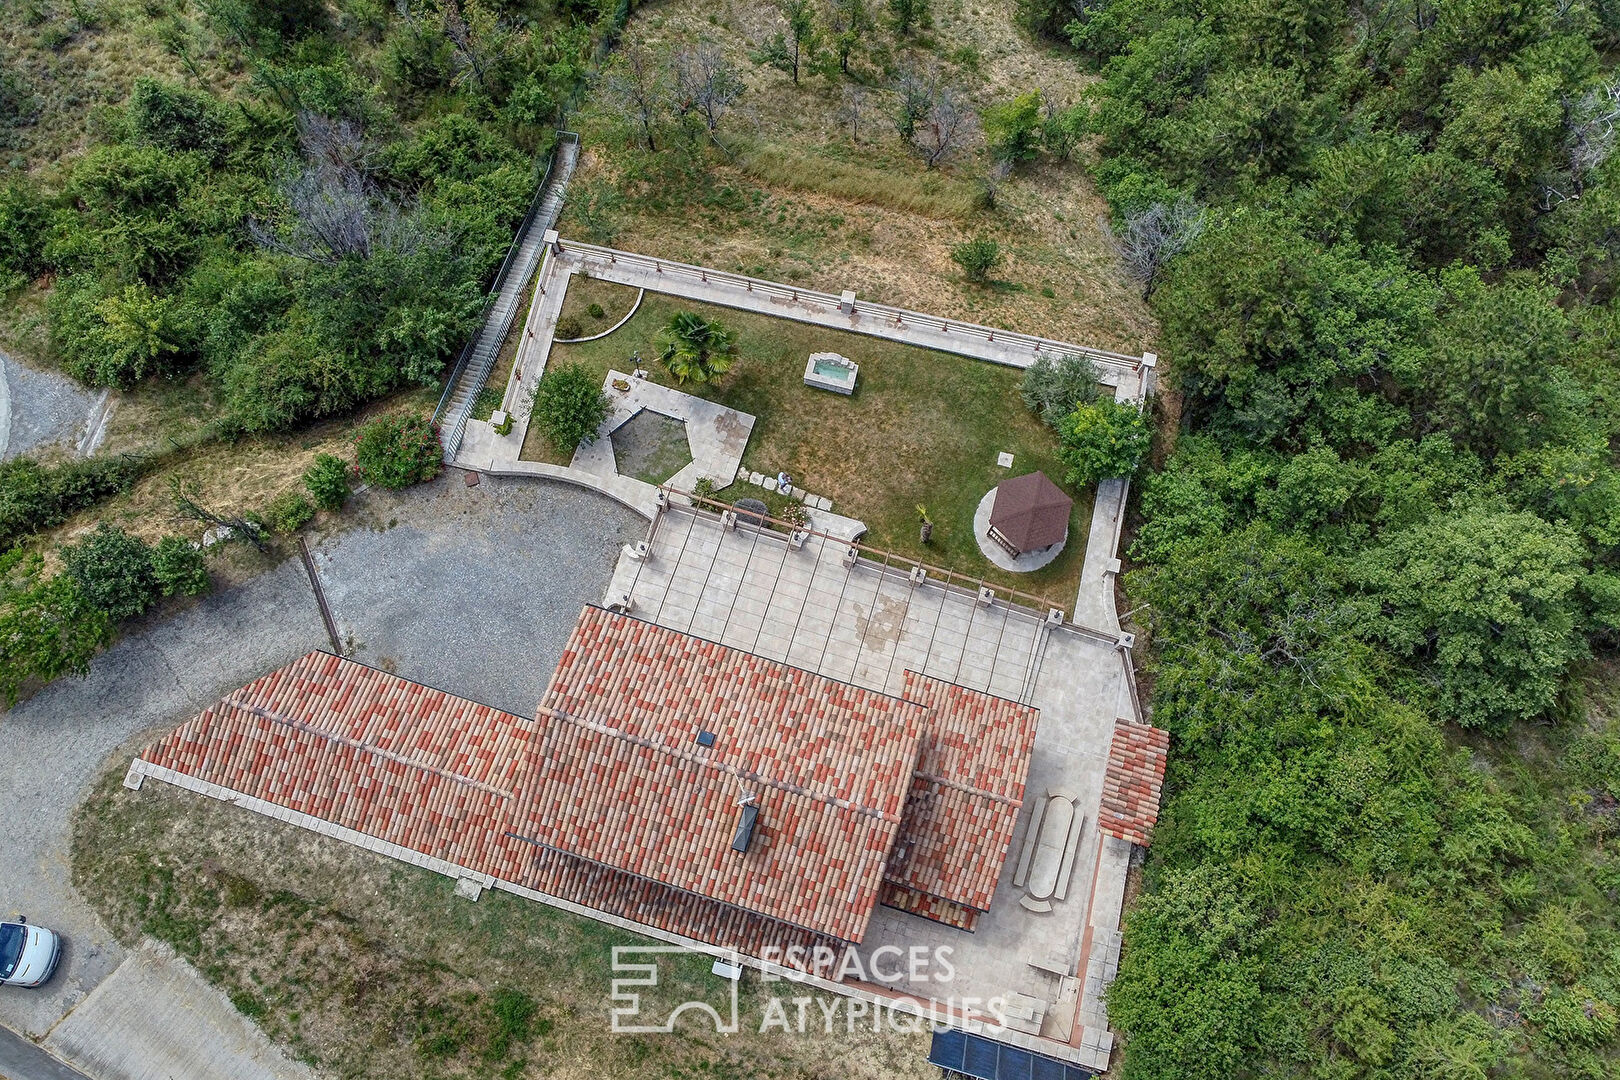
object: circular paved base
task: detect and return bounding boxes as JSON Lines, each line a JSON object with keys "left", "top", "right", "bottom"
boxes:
{"left": 972, "top": 488, "right": 1066, "bottom": 573}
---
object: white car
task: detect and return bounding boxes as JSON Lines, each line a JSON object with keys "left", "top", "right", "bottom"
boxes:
{"left": 0, "top": 920, "right": 61, "bottom": 988}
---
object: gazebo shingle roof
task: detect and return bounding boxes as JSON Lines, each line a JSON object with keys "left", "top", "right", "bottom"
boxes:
{"left": 988, "top": 472, "right": 1073, "bottom": 552}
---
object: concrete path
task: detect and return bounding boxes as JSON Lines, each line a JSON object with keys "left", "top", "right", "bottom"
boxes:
{"left": 42, "top": 945, "right": 314, "bottom": 1080}
{"left": 574, "top": 369, "right": 754, "bottom": 495}
{"left": 547, "top": 240, "right": 1147, "bottom": 377}
{"left": 0, "top": 474, "right": 641, "bottom": 1075}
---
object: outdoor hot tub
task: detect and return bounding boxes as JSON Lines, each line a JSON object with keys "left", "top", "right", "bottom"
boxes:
{"left": 803, "top": 352, "right": 858, "bottom": 395}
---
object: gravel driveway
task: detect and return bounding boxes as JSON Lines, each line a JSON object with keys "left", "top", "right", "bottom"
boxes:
{"left": 0, "top": 349, "right": 102, "bottom": 461}
{"left": 0, "top": 473, "right": 642, "bottom": 1057}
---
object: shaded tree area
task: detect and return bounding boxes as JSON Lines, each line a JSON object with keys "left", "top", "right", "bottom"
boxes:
{"left": 12, "top": 0, "right": 619, "bottom": 436}
{"left": 1059, "top": 0, "right": 1620, "bottom": 1076}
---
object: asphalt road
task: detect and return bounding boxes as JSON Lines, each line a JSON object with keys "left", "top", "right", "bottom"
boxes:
{"left": 0, "top": 1026, "right": 89, "bottom": 1080}
{"left": 0, "top": 473, "right": 642, "bottom": 1073}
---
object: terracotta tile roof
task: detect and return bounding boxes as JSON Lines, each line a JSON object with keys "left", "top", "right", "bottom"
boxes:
{"left": 523, "top": 606, "right": 927, "bottom": 943}
{"left": 879, "top": 882, "right": 979, "bottom": 932}
{"left": 138, "top": 652, "right": 535, "bottom": 871}
{"left": 135, "top": 609, "right": 1044, "bottom": 954}
{"left": 510, "top": 843, "right": 853, "bottom": 966}
{"left": 1099, "top": 722, "right": 1170, "bottom": 847}
{"left": 882, "top": 673, "right": 1038, "bottom": 912}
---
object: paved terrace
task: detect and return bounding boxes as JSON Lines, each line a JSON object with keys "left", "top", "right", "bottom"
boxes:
{"left": 605, "top": 504, "right": 1137, "bottom": 1067}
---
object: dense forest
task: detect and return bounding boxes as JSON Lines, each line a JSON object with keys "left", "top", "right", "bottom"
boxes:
{"left": 0, "top": 0, "right": 604, "bottom": 435}
{"left": 1015, "top": 0, "right": 1620, "bottom": 1076}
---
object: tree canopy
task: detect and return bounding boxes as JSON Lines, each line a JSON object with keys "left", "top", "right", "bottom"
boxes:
{"left": 1066, "top": 0, "right": 1620, "bottom": 1074}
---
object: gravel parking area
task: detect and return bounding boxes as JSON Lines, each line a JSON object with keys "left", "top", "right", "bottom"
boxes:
{"left": 0, "top": 473, "right": 642, "bottom": 1059}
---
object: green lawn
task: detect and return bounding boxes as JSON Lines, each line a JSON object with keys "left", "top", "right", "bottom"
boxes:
{"left": 535, "top": 284, "right": 1091, "bottom": 603}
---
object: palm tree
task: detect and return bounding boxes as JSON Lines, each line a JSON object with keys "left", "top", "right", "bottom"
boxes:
{"left": 655, "top": 310, "right": 736, "bottom": 384}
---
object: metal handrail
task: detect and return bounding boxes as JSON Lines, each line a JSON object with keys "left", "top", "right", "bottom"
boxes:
{"left": 433, "top": 131, "right": 579, "bottom": 428}
{"left": 553, "top": 239, "right": 1146, "bottom": 373}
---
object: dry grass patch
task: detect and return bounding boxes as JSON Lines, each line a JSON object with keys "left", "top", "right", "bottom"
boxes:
{"left": 40, "top": 387, "right": 435, "bottom": 553}
{"left": 1, "top": 0, "right": 240, "bottom": 177}
{"left": 560, "top": 0, "right": 1156, "bottom": 355}
{"left": 736, "top": 143, "right": 982, "bottom": 220}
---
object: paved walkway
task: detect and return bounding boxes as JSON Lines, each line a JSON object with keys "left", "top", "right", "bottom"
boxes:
{"left": 546, "top": 240, "right": 1147, "bottom": 378}
{"left": 0, "top": 348, "right": 103, "bottom": 462}
{"left": 0, "top": 1026, "right": 91, "bottom": 1080}
{"left": 42, "top": 944, "right": 314, "bottom": 1080}
{"left": 571, "top": 370, "right": 754, "bottom": 494}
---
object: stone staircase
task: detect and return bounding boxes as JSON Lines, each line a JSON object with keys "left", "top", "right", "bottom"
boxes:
{"left": 434, "top": 132, "right": 579, "bottom": 461}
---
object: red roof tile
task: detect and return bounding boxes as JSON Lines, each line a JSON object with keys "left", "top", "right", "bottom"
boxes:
{"left": 878, "top": 882, "right": 980, "bottom": 932}
{"left": 1098, "top": 722, "right": 1170, "bottom": 847}
{"left": 136, "top": 609, "right": 1043, "bottom": 953}
{"left": 139, "top": 652, "right": 534, "bottom": 871}
{"left": 882, "top": 673, "right": 1038, "bottom": 912}
{"left": 523, "top": 607, "right": 927, "bottom": 942}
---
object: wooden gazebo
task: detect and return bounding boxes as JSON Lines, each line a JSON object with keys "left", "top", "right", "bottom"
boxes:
{"left": 987, "top": 472, "right": 1072, "bottom": 557}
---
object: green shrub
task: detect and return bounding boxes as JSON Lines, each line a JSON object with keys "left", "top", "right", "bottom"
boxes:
{"left": 1527, "top": 987, "right": 1619, "bottom": 1049}
{"left": 264, "top": 491, "right": 314, "bottom": 533}
{"left": 691, "top": 476, "right": 717, "bottom": 500}
{"left": 1356, "top": 506, "right": 1589, "bottom": 728}
{"left": 61, "top": 524, "right": 158, "bottom": 622}
{"left": 354, "top": 413, "right": 442, "bottom": 490}
{"left": 0, "top": 456, "right": 142, "bottom": 551}
{"left": 1057, "top": 398, "right": 1151, "bottom": 486}
{"left": 49, "top": 276, "right": 193, "bottom": 389}
{"left": 127, "top": 78, "right": 229, "bottom": 160}
{"left": 984, "top": 91, "right": 1044, "bottom": 163}
{"left": 587, "top": 302, "right": 606, "bottom": 319}
{"left": 951, "top": 236, "right": 1001, "bottom": 283}
{"left": 0, "top": 559, "right": 112, "bottom": 707}
{"left": 555, "top": 316, "right": 583, "bottom": 339}
{"left": 530, "top": 363, "right": 610, "bottom": 454}
{"left": 0, "top": 180, "right": 50, "bottom": 286}
{"left": 151, "top": 536, "right": 210, "bottom": 597}
{"left": 1022, "top": 352, "right": 1101, "bottom": 426}
{"left": 303, "top": 453, "right": 351, "bottom": 512}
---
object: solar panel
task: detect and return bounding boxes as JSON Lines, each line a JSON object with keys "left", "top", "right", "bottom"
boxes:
{"left": 925, "top": 1029, "right": 1095, "bottom": 1080}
